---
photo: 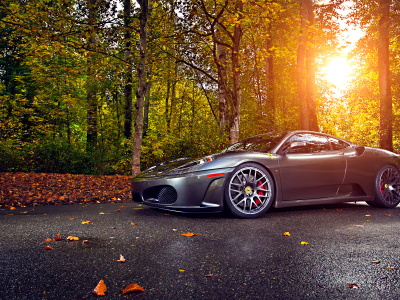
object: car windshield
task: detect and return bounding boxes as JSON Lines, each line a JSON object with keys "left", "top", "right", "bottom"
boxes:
{"left": 224, "top": 131, "right": 287, "bottom": 153}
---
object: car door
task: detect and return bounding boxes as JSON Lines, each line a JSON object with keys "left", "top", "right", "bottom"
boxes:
{"left": 278, "top": 133, "right": 346, "bottom": 201}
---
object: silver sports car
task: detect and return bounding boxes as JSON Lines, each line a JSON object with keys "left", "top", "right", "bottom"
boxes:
{"left": 131, "top": 131, "right": 400, "bottom": 218}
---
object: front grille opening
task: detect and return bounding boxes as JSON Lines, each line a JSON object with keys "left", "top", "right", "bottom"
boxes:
{"left": 143, "top": 186, "right": 177, "bottom": 204}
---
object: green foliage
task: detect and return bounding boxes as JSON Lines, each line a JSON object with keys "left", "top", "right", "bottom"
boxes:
{"left": 1, "top": 0, "right": 400, "bottom": 177}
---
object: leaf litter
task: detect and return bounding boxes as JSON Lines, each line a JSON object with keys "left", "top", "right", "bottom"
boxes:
{"left": 0, "top": 172, "right": 132, "bottom": 208}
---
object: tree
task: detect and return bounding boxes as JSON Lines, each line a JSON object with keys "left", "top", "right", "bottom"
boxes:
{"left": 123, "top": 0, "right": 133, "bottom": 139}
{"left": 132, "top": 0, "right": 150, "bottom": 177}
{"left": 378, "top": 0, "right": 392, "bottom": 151}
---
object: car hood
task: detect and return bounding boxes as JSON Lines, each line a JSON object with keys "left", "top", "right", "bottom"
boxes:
{"left": 137, "top": 157, "right": 199, "bottom": 178}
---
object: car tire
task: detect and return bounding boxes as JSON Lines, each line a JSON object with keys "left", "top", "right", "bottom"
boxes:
{"left": 224, "top": 163, "right": 275, "bottom": 218}
{"left": 366, "top": 164, "right": 400, "bottom": 208}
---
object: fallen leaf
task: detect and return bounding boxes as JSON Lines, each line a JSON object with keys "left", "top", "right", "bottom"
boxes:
{"left": 67, "top": 236, "right": 79, "bottom": 241}
{"left": 365, "top": 214, "right": 371, "bottom": 217}
{"left": 179, "top": 269, "right": 185, "bottom": 272}
{"left": 385, "top": 214, "right": 391, "bottom": 217}
{"left": 301, "top": 241, "right": 309, "bottom": 245}
{"left": 99, "top": 212, "right": 105, "bottom": 215}
{"left": 117, "top": 254, "right": 126, "bottom": 263}
{"left": 116, "top": 209, "right": 121, "bottom": 212}
{"left": 131, "top": 222, "right": 137, "bottom": 225}
{"left": 83, "top": 240, "right": 90, "bottom": 244}
{"left": 372, "top": 260, "right": 380, "bottom": 264}
{"left": 81, "top": 220, "right": 92, "bottom": 224}
{"left": 205, "top": 274, "right": 213, "bottom": 277}
{"left": 181, "top": 232, "right": 196, "bottom": 237}
{"left": 283, "top": 232, "right": 290, "bottom": 236}
{"left": 121, "top": 283, "right": 144, "bottom": 294}
{"left": 351, "top": 222, "right": 366, "bottom": 227}
{"left": 111, "top": 227, "right": 118, "bottom": 229}
{"left": 383, "top": 266, "right": 393, "bottom": 269}
{"left": 131, "top": 245, "right": 136, "bottom": 247}
{"left": 54, "top": 233, "right": 61, "bottom": 241}
{"left": 45, "top": 246, "right": 53, "bottom": 250}
{"left": 348, "top": 283, "right": 359, "bottom": 289}
{"left": 10, "top": 207, "right": 16, "bottom": 210}
{"left": 69, "top": 218, "right": 74, "bottom": 220}
{"left": 45, "top": 238, "right": 52, "bottom": 242}
{"left": 92, "top": 280, "right": 107, "bottom": 296}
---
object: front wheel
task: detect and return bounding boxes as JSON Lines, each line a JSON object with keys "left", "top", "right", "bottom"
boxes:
{"left": 367, "top": 164, "right": 400, "bottom": 208}
{"left": 224, "top": 163, "right": 275, "bottom": 218}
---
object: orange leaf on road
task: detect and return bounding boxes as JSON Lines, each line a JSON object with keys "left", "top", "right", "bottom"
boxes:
{"left": 45, "top": 246, "right": 53, "bottom": 250}
{"left": 117, "top": 254, "right": 126, "bottom": 263}
{"left": 67, "top": 236, "right": 79, "bottom": 241}
{"left": 92, "top": 280, "right": 107, "bottom": 296}
{"left": 283, "top": 232, "right": 290, "bottom": 236}
{"left": 10, "top": 207, "right": 16, "bottom": 210}
{"left": 111, "top": 227, "right": 118, "bottom": 229}
{"left": 81, "top": 220, "right": 92, "bottom": 224}
{"left": 348, "top": 283, "right": 359, "bottom": 289}
{"left": 121, "top": 283, "right": 144, "bottom": 294}
{"left": 54, "top": 233, "right": 61, "bottom": 241}
{"left": 205, "top": 274, "right": 213, "bottom": 277}
{"left": 385, "top": 214, "right": 391, "bottom": 217}
{"left": 181, "top": 232, "right": 196, "bottom": 237}
{"left": 45, "top": 238, "right": 52, "bottom": 242}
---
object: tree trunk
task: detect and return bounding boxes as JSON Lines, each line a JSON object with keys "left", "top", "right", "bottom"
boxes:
{"left": 132, "top": 0, "right": 149, "bottom": 177}
{"left": 142, "top": 0, "right": 153, "bottom": 138}
{"left": 229, "top": 0, "right": 243, "bottom": 145}
{"left": 165, "top": 78, "right": 171, "bottom": 128}
{"left": 378, "top": 0, "right": 392, "bottom": 151}
{"left": 123, "top": 0, "right": 133, "bottom": 139}
{"left": 265, "top": 29, "right": 275, "bottom": 132}
{"left": 297, "top": 0, "right": 309, "bottom": 130}
{"left": 305, "top": 0, "right": 318, "bottom": 132}
{"left": 86, "top": 0, "right": 97, "bottom": 149}
{"left": 142, "top": 61, "right": 152, "bottom": 137}
{"left": 217, "top": 42, "right": 229, "bottom": 133}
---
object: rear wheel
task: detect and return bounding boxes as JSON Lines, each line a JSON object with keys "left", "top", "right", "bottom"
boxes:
{"left": 224, "top": 163, "right": 274, "bottom": 218}
{"left": 367, "top": 165, "right": 400, "bottom": 208}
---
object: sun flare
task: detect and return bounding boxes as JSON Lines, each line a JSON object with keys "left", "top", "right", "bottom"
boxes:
{"left": 325, "top": 57, "right": 352, "bottom": 89}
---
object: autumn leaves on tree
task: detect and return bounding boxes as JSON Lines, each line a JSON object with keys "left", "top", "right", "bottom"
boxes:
{"left": 1, "top": 0, "right": 399, "bottom": 177}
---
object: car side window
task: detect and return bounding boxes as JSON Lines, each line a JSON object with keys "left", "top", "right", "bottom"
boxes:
{"left": 284, "top": 134, "right": 331, "bottom": 154}
{"left": 328, "top": 137, "right": 350, "bottom": 150}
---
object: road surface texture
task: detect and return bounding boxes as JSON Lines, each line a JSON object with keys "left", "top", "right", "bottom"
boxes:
{"left": 1, "top": 202, "right": 399, "bottom": 299}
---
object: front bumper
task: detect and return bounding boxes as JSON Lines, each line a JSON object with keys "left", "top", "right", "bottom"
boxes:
{"left": 131, "top": 168, "right": 234, "bottom": 213}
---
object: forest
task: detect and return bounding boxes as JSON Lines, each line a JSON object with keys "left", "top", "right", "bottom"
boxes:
{"left": 1, "top": 0, "right": 399, "bottom": 177}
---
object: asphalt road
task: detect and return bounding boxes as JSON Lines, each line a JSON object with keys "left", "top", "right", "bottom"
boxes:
{"left": 1, "top": 201, "right": 400, "bottom": 300}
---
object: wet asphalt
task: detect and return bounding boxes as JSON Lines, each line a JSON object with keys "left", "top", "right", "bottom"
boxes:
{"left": 0, "top": 202, "right": 400, "bottom": 300}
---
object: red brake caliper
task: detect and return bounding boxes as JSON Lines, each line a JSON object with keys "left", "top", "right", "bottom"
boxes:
{"left": 256, "top": 180, "right": 263, "bottom": 205}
